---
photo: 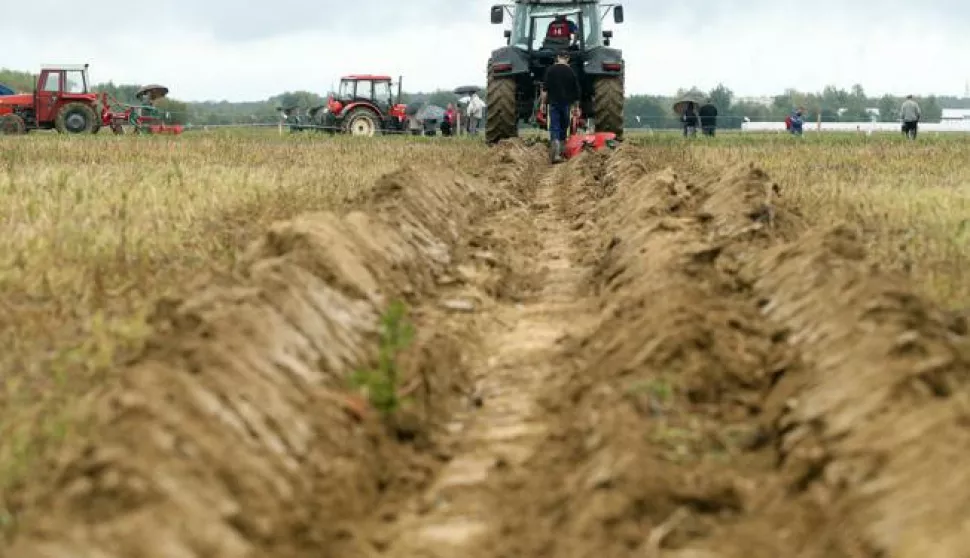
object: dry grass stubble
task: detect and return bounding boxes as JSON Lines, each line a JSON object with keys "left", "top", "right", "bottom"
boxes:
{"left": 0, "top": 133, "right": 484, "bottom": 526}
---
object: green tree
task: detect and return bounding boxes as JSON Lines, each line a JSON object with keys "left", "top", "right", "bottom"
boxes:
{"left": 919, "top": 95, "right": 943, "bottom": 122}
{"left": 877, "top": 94, "right": 898, "bottom": 122}
{"left": 707, "top": 83, "right": 733, "bottom": 112}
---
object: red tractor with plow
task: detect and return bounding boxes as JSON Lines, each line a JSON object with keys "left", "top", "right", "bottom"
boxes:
{"left": 308, "top": 75, "right": 408, "bottom": 136}
{"left": 0, "top": 64, "right": 182, "bottom": 135}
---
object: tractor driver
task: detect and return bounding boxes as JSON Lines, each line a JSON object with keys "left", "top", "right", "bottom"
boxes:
{"left": 544, "top": 15, "right": 578, "bottom": 50}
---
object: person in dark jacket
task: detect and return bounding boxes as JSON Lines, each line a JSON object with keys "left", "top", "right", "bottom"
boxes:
{"left": 543, "top": 52, "right": 581, "bottom": 163}
{"left": 698, "top": 103, "right": 718, "bottom": 136}
{"left": 682, "top": 102, "right": 699, "bottom": 137}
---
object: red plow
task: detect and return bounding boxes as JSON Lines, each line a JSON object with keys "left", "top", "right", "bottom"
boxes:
{"left": 102, "top": 84, "right": 183, "bottom": 135}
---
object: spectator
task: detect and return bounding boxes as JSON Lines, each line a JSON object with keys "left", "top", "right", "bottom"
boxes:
{"left": 900, "top": 95, "right": 921, "bottom": 139}
{"left": 682, "top": 102, "right": 699, "bottom": 137}
{"left": 699, "top": 103, "right": 718, "bottom": 137}
{"left": 789, "top": 107, "right": 804, "bottom": 136}
{"left": 466, "top": 93, "right": 485, "bottom": 135}
{"left": 441, "top": 103, "right": 456, "bottom": 136}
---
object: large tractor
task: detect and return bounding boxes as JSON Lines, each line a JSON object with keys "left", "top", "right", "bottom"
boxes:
{"left": 309, "top": 75, "right": 408, "bottom": 136}
{"left": 485, "top": 0, "right": 625, "bottom": 144}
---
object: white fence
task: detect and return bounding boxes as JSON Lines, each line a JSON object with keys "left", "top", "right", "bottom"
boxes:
{"left": 741, "top": 120, "right": 970, "bottom": 133}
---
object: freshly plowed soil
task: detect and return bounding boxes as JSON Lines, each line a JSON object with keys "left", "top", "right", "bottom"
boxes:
{"left": 4, "top": 142, "right": 970, "bottom": 558}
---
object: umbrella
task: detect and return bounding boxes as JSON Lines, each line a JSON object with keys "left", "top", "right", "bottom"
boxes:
{"left": 416, "top": 104, "right": 445, "bottom": 122}
{"left": 672, "top": 98, "right": 703, "bottom": 116}
{"left": 136, "top": 84, "right": 170, "bottom": 101}
{"left": 454, "top": 85, "right": 480, "bottom": 96}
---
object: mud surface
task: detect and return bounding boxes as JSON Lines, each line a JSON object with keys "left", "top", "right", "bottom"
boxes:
{"left": 5, "top": 142, "right": 970, "bottom": 557}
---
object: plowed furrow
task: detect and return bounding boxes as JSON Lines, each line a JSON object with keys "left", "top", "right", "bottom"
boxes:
{"left": 374, "top": 156, "right": 598, "bottom": 557}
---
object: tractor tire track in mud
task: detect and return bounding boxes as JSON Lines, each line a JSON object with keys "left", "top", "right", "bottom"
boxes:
{"left": 5, "top": 142, "right": 970, "bottom": 558}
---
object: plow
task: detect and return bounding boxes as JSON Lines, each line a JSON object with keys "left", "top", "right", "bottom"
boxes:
{"left": 104, "top": 84, "right": 183, "bottom": 135}
{"left": 0, "top": 64, "right": 182, "bottom": 136}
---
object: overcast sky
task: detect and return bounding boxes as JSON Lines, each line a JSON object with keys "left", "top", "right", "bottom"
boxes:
{"left": 2, "top": 0, "right": 967, "bottom": 102}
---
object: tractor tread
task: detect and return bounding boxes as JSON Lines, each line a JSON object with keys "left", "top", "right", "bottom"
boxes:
{"left": 486, "top": 75, "right": 517, "bottom": 144}
{"left": 0, "top": 113, "right": 27, "bottom": 135}
{"left": 342, "top": 107, "right": 380, "bottom": 136}
{"left": 593, "top": 76, "right": 624, "bottom": 139}
{"left": 55, "top": 102, "right": 97, "bottom": 134}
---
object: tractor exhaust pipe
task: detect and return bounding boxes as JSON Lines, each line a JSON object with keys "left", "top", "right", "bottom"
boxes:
{"left": 397, "top": 76, "right": 402, "bottom": 105}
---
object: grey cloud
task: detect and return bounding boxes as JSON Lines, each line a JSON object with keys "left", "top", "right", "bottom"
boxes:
{"left": 2, "top": 0, "right": 965, "bottom": 41}
{"left": 0, "top": 0, "right": 490, "bottom": 41}
{"left": 179, "top": 0, "right": 487, "bottom": 41}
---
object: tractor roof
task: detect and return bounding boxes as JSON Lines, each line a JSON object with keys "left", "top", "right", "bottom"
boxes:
{"left": 342, "top": 74, "right": 393, "bottom": 81}
{"left": 40, "top": 64, "right": 89, "bottom": 71}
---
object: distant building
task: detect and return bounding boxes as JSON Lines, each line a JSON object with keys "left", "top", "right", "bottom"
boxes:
{"left": 941, "top": 108, "right": 970, "bottom": 121}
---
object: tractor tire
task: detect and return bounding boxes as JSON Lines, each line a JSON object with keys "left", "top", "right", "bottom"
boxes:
{"left": 593, "top": 76, "right": 624, "bottom": 139}
{"left": 55, "top": 102, "right": 97, "bottom": 134}
{"left": 486, "top": 75, "right": 517, "bottom": 144}
{"left": 0, "top": 114, "right": 27, "bottom": 135}
{"left": 342, "top": 108, "right": 379, "bottom": 136}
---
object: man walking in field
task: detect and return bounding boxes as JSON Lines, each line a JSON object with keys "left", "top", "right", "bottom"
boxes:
{"left": 466, "top": 93, "right": 486, "bottom": 135}
{"left": 543, "top": 51, "right": 581, "bottom": 163}
{"left": 900, "top": 95, "right": 921, "bottom": 139}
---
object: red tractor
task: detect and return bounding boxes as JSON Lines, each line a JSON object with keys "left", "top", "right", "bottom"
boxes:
{"left": 0, "top": 64, "right": 105, "bottom": 134}
{"left": 0, "top": 64, "right": 182, "bottom": 136}
{"left": 309, "top": 75, "right": 408, "bottom": 136}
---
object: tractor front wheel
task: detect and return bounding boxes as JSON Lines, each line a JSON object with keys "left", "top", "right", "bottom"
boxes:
{"left": 0, "top": 114, "right": 27, "bottom": 135}
{"left": 593, "top": 76, "right": 624, "bottom": 139}
{"left": 486, "top": 75, "right": 517, "bottom": 144}
{"left": 55, "top": 102, "right": 97, "bottom": 134}
{"left": 343, "top": 108, "right": 379, "bottom": 136}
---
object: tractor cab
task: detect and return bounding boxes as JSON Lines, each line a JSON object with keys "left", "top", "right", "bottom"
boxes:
{"left": 34, "top": 65, "right": 96, "bottom": 129}
{"left": 334, "top": 75, "right": 395, "bottom": 107}
{"left": 327, "top": 75, "right": 405, "bottom": 117}
{"left": 38, "top": 65, "right": 91, "bottom": 94}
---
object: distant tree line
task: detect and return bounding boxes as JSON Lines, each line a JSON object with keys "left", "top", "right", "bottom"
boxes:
{"left": 1, "top": 68, "right": 964, "bottom": 128}
{"left": 624, "top": 84, "right": 952, "bottom": 129}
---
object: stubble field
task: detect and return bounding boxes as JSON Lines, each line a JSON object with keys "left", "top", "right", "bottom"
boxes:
{"left": 0, "top": 130, "right": 968, "bottom": 556}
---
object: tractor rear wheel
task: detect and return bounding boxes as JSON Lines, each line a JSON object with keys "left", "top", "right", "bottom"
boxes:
{"left": 593, "top": 76, "right": 624, "bottom": 139}
{"left": 486, "top": 75, "right": 517, "bottom": 144}
{"left": 0, "top": 114, "right": 26, "bottom": 135}
{"left": 55, "top": 102, "right": 97, "bottom": 134}
{"left": 343, "top": 108, "right": 379, "bottom": 136}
